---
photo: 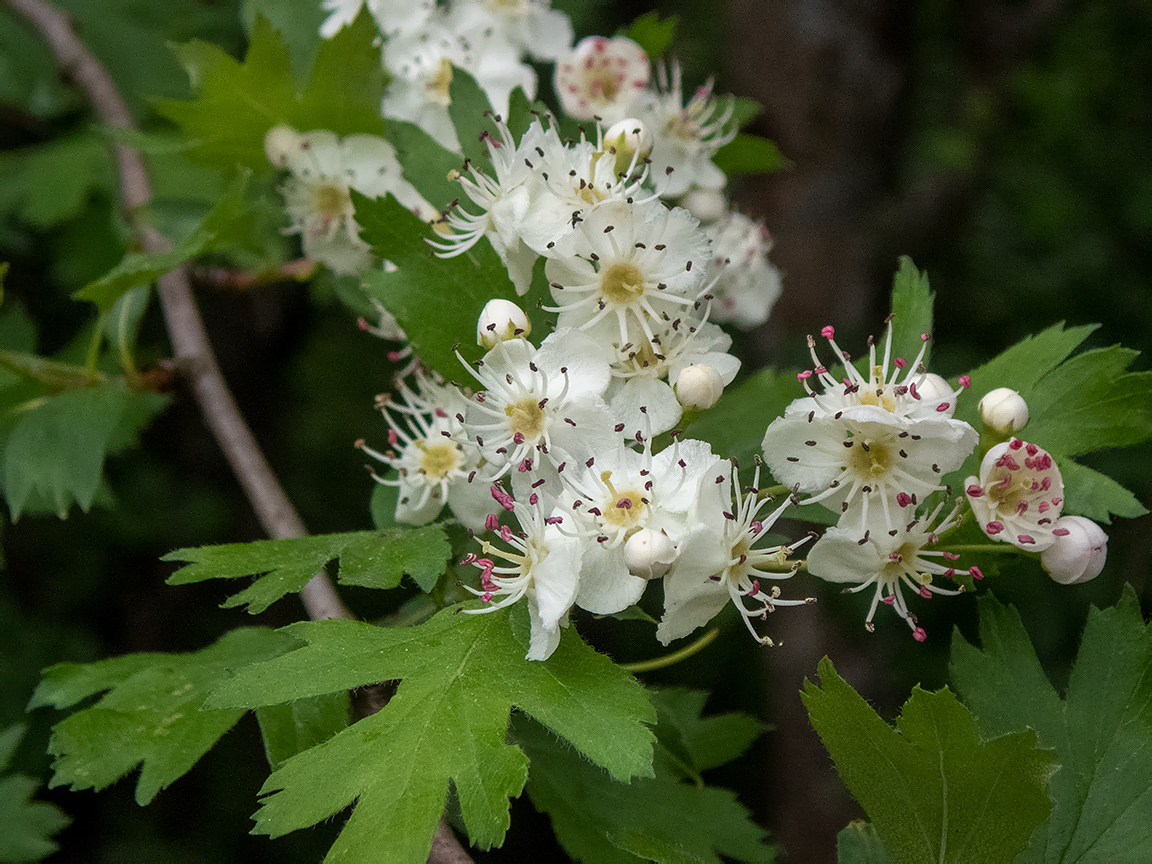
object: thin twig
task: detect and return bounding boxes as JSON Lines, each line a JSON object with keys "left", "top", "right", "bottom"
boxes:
{"left": 7, "top": 1, "right": 472, "bottom": 860}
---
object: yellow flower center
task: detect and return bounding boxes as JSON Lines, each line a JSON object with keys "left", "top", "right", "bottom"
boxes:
{"left": 417, "top": 441, "right": 461, "bottom": 479}
{"left": 600, "top": 262, "right": 645, "bottom": 305}
{"left": 847, "top": 438, "right": 892, "bottom": 480}
{"left": 599, "top": 470, "right": 648, "bottom": 529}
{"left": 505, "top": 399, "right": 546, "bottom": 440}
{"left": 314, "top": 184, "right": 350, "bottom": 221}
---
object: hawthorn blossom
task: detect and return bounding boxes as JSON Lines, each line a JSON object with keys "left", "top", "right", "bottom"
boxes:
{"left": 320, "top": 0, "right": 435, "bottom": 39}
{"left": 965, "top": 438, "right": 1064, "bottom": 550}
{"left": 459, "top": 330, "right": 617, "bottom": 481}
{"left": 704, "top": 211, "right": 782, "bottom": 329}
{"left": 633, "top": 62, "right": 737, "bottom": 198}
{"left": 275, "top": 129, "right": 431, "bottom": 275}
{"left": 357, "top": 372, "right": 493, "bottom": 530}
{"left": 554, "top": 35, "right": 649, "bottom": 123}
{"left": 659, "top": 463, "right": 810, "bottom": 646}
{"left": 790, "top": 323, "right": 971, "bottom": 422}
{"left": 761, "top": 410, "right": 975, "bottom": 532}
{"left": 544, "top": 200, "right": 710, "bottom": 349}
{"left": 806, "top": 499, "right": 970, "bottom": 640}
{"left": 463, "top": 490, "right": 581, "bottom": 660}
{"left": 556, "top": 436, "right": 726, "bottom": 615}
{"left": 456, "top": 0, "right": 573, "bottom": 61}
{"left": 380, "top": 23, "right": 467, "bottom": 151}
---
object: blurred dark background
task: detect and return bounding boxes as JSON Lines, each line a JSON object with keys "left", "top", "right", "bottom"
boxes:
{"left": 0, "top": 0, "right": 1148, "bottom": 861}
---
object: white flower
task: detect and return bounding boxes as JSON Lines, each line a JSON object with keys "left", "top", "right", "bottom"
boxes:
{"left": 554, "top": 36, "right": 650, "bottom": 123}
{"left": 381, "top": 22, "right": 467, "bottom": 151}
{"left": 1041, "top": 516, "right": 1107, "bottom": 584}
{"left": 704, "top": 212, "right": 782, "bottom": 329}
{"left": 544, "top": 200, "right": 710, "bottom": 349}
{"left": 455, "top": 0, "right": 573, "bottom": 62}
{"left": 555, "top": 436, "right": 726, "bottom": 615}
{"left": 320, "top": 0, "right": 435, "bottom": 39}
{"left": 444, "top": 4, "right": 537, "bottom": 118}
{"left": 606, "top": 317, "right": 739, "bottom": 441}
{"left": 761, "top": 410, "right": 976, "bottom": 532}
{"left": 792, "top": 323, "right": 972, "bottom": 422}
{"left": 658, "top": 462, "right": 809, "bottom": 645}
{"left": 965, "top": 438, "right": 1064, "bottom": 549}
{"left": 462, "top": 492, "right": 581, "bottom": 660}
{"left": 674, "top": 363, "right": 725, "bottom": 410}
{"left": 633, "top": 62, "right": 736, "bottom": 198}
{"left": 460, "top": 330, "right": 616, "bottom": 480}
{"left": 357, "top": 372, "right": 493, "bottom": 530}
{"left": 679, "top": 187, "right": 728, "bottom": 223}
{"left": 806, "top": 500, "right": 970, "bottom": 640}
{"left": 978, "top": 387, "right": 1029, "bottom": 433}
{"left": 429, "top": 117, "right": 547, "bottom": 295}
{"left": 277, "top": 129, "right": 432, "bottom": 275}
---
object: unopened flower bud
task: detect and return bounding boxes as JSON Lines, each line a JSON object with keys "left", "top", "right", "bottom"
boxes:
{"left": 915, "top": 373, "right": 956, "bottom": 417}
{"left": 264, "top": 124, "right": 300, "bottom": 169}
{"left": 1041, "top": 515, "right": 1107, "bottom": 585}
{"left": 979, "top": 387, "right": 1029, "bottom": 433}
{"left": 674, "top": 364, "right": 725, "bottom": 410}
{"left": 604, "top": 118, "right": 653, "bottom": 162}
{"left": 624, "top": 528, "right": 677, "bottom": 580}
{"left": 679, "top": 188, "right": 728, "bottom": 223}
{"left": 477, "top": 299, "right": 531, "bottom": 350}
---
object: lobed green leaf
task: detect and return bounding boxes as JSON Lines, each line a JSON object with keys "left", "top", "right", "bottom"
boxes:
{"left": 164, "top": 525, "right": 451, "bottom": 613}
{"left": 713, "top": 134, "right": 789, "bottom": 176}
{"left": 621, "top": 11, "right": 679, "bottom": 59}
{"left": 255, "top": 691, "right": 350, "bottom": 771}
{"left": 950, "top": 587, "right": 1152, "bottom": 862}
{"left": 887, "top": 256, "right": 935, "bottom": 369}
{"left": 836, "top": 821, "right": 895, "bottom": 864}
{"left": 28, "top": 628, "right": 293, "bottom": 806}
{"left": 206, "top": 607, "right": 656, "bottom": 861}
{"left": 0, "top": 725, "right": 71, "bottom": 862}
{"left": 802, "top": 656, "right": 1055, "bottom": 864}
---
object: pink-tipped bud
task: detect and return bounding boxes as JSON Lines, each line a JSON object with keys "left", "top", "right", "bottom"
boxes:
{"left": 624, "top": 528, "right": 677, "bottom": 580}
{"left": 978, "top": 387, "right": 1029, "bottom": 434}
{"left": 674, "top": 364, "right": 725, "bottom": 410}
{"left": 477, "top": 299, "right": 531, "bottom": 350}
{"left": 1041, "top": 515, "right": 1108, "bottom": 584}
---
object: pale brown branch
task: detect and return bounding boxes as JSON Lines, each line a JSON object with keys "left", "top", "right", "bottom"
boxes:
{"left": 6, "top": 2, "right": 475, "bottom": 859}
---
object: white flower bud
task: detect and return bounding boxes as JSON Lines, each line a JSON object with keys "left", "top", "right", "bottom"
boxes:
{"left": 624, "top": 528, "right": 677, "bottom": 580}
{"left": 674, "top": 364, "right": 725, "bottom": 410}
{"left": 476, "top": 299, "right": 531, "bottom": 350}
{"left": 979, "top": 387, "right": 1029, "bottom": 433}
{"left": 604, "top": 118, "right": 653, "bottom": 161}
{"left": 264, "top": 124, "right": 300, "bottom": 169}
{"left": 679, "top": 188, "right": 728, "bottom": 223}
{"left": 1041, "top": 515, "right": 1108, "bottom": 584}
{"left": 914, "top": 373, "right": 957, "bottom": 416}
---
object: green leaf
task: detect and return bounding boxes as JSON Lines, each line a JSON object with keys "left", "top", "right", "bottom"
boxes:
{"left": 0, "top": 134, "right": 113, "bottom": 230}
{"left": 28, "top": 628, "right": 292, "bottom": 805}
{"left": 887, "top": 257, "right": 934, "bottom": 369}
{"left": 836, "top": 821, "right": 895, "bottom": 864}
{"left": 1024, "top": 346, "right": 1152, "bottom": 457}
{"left": 1059, "top": 458, "right": 1148, "bottom": 522}
{"left": 3, "top": 379, "right": 130, "bottom": 520}
{"left": 802, "top": 656, "right": 1055, "bottom": 864}
{"left": 730, "top": 97, "right": 763, "bottom": 130}
{"left": 255, "top": 692, "right": 350, "bottom": 771}
{"left": 517, "top": 714, "right": 773, "bottom": 864}
{"left": 157, "top": 13, "right": 385, "bottom": 171}
{"left": 0, "top": 725, "right": 70, "bottom": 862}
{"left": 206, "top": 607, "right": 656, "bottom": 861}
{"left": 684, "top": 367, "right": 802, "bottom": 470}
{"left": 621, "top": 11, "right": 679, "bottom": 59}
{"left": 75, "top": 172, "right": 253, "bottom": 311}
{"left": 164, "top": 526, "right": 451, "bottom": 613}
{"left": 954, "top": 322, "right": 1098, "bottom": 433}
{"left": 356, "top": 193, "right": 520, "bottom": 378}
{"left": 950, "top": 587, "right": 1152, "bottom": 862}
{"left": 241, "top": 0, "right": 328, "bottom": 77}
{"left": 649, "top": 688, "right": 765, "bottom": 781}
{"left": 712, "top": 134, "right": 789, "bottom": 177}
{"left": 388, "top": 119, "right": 466, "bottom": 210}
{"left": 447, "top": 67, "right": 497, "bottom": 164}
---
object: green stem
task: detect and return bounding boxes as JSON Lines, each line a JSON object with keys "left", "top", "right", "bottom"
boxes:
{"left": 116, "top": 293, "right": 141, "bottom": 385}
{"left": 620, "top": 628, "right": 719, "bottom": 673}
{"left": 84, "top": 313, "right": 106, "bottom": 380}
